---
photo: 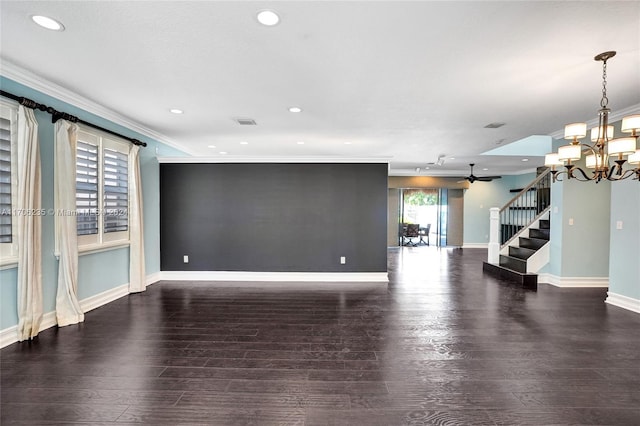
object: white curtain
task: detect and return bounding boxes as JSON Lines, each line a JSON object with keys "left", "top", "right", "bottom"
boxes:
{"left": 128, "top": 145, "right": 146, "bottom": 292}
{"left": 54, "top": 120, "right": 84, "bottom": 326}
{"left": 16, "top": 106, "right": 43, "bottom": 341}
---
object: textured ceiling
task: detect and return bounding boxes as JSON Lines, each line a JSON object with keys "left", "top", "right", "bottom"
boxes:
{"left": 1, "top": 1, "right": 639, "bottom": 176}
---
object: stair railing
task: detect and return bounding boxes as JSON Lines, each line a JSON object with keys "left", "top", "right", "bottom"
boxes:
{"left": 488, "top": 168, "right": 551, "bottom": 263}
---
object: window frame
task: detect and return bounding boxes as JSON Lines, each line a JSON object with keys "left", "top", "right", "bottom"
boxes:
{"left": 0, "top": 99, "right": 19, "bottom": 267}
{"left": 68, "top": 126, "right": 131, "bottom": 255}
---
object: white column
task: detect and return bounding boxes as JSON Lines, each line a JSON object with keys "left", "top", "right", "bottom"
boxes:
{"left": 488, "top": 207, "right": 500, "bottom": 264}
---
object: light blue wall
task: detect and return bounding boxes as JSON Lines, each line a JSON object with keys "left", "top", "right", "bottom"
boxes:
{"left": 0, "top": 268, "right": 18, "bottom": 328}
{"left": 547, "top": 135, "right": 611, "bottom": 278}
{"left": 549, "top": 151, "right": 564, "bottom": 277}
{"left": 609, "top": 177, "right": 640, "bottom": 299}
{"left": 558, "top": 176, "right": 610, "bottom": 277}
{"left": 463, "top": 172, "right": 536, "bottom": 244}
{"left": 77, "top": 248, "right": 130, "bottom": 300}
{"left": 547, "top": 127, "right": 634, "bottom": 282}
{"left": 0, "top": 76, "right": 187, "bottom": 330}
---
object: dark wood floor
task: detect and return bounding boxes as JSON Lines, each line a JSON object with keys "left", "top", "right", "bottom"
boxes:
{"left": 2, "top": 247, "right": 640, "bottom": 425}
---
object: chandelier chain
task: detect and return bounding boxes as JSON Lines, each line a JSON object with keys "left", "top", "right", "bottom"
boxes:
{"left": 601, "top": 60, "right": 608, "bottom": 108}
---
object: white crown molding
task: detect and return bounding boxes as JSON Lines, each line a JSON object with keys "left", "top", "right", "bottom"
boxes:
{"left": 389, "top": 167, "right": 539, "bottom": 178}
{"left": 0, "top": 60, "right": 197, "bottom": 156}
{"left": 509, "top": 167, "right": 540, "bottom": 176}
{"left": 159, "top": 271, "right": 389, "bottom": 283}
{"left": 548, "top": 103, "right": 640, "bottom": 140}
{"left": 606, "top": 292, "right": 640, "bottom": 314}
{"left": 157, "top": 156, "right": 391, "bottom": 164}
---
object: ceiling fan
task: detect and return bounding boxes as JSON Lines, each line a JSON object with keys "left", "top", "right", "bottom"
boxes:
{"left": 459, "top": 163, "right": 502, "bottom": 183}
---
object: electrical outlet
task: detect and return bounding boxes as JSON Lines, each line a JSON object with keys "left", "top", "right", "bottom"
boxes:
{"left": 568, "top": 218, "right": 574, "bottom": 226}
{"left": 616, "top": 220, "right": 623, "bottom": 230}
{"left": 183, "top": 255, "right": 189, "bottom": 263}
{"left": 340, "top": 256, "right": 346, "bottom": 264}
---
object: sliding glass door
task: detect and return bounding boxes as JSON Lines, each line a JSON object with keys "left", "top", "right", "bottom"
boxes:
{"left": 400, "top": 188, "right": 443, "bottom": 246}
{"left": 437, "top": 189, "right": 448, "bottom": 247}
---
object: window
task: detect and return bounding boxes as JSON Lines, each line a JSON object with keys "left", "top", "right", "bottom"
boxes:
{"left": 76, "top": 140, "right": 98, "bottom": 236}
{"left": 75, "top": 127, "right": 130, "bottom": 251}
{"left": 0, "top": 100, "right": 18, "bottom": 265}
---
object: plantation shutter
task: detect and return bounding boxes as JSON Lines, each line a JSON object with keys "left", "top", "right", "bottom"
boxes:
{"left": 103, "top": 148, "right": 128, "bottom": 233}
{"left": 76, "top": 140, "right": 98, "bottom": 235}
{"left": 0, "top": 116, "right": 12, "bottom": 243}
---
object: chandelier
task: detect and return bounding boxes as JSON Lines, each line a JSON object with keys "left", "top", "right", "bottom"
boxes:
{"left": 544, "top": 51, "right": 640, "bottom": 182}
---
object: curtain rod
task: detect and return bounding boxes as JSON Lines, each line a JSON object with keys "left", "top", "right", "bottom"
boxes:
{"left": 0, "top": 89, "right": 147, "bottom": 147}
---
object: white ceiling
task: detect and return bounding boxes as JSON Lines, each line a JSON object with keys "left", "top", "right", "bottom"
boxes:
{"left": 1, "top": 1, "right": 639, "bottom": 177}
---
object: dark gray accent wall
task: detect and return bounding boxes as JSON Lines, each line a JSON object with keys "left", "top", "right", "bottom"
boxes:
{"left": 160, "top": 163, "right": 388, "bottom": 272}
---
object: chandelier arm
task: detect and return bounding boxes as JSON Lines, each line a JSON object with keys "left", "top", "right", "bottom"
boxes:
{"left": 570, "top": 167, "right": 594, "bottom": 182}
{"left": 552, "top": 170, "right": 567, "bottom": 182}
{"left": 581, "top": 144, "right": 597, "bottom": 156}
{"left": 607, "top": 168, "right": 636, "bottom": 182}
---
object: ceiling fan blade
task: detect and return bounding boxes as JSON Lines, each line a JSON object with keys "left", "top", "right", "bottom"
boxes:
{"left": 461, "top": 165, "right": 501, "bottom": 183}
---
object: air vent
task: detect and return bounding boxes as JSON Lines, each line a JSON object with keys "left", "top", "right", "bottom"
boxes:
{"left": 484, "top": 122, "right": 506, "bottom": 129}
{"left": 235, "top": 118, "right": 257, "bottom": 126}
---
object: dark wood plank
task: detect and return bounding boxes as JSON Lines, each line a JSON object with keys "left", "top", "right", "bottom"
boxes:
{"left": 2, "top": 247, "right": 640, "bottom": 425}
{"left": 0, "top": 402, "right": 129, "bottom": 423}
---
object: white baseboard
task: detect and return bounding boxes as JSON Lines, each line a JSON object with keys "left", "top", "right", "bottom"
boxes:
{"left": 1, "top": 272, "right": 158, "bottom": 349}
{"left": 146, "top": 271, "right": 162, "bottom": 287}
{"left": 462, "top": 243, "right": 488, "bottom": 249}
{"left": 0, "top": 327, "right": 17, "bottom": 349}
{"left": 0, "top": 311, "right": 57, "bottom": 349}
{"left": 79, "top": 283, "right": 129, "bottom": 313}
{"left": 538, "top": 273, "right": 609, "bottom": 288}
{"left": 159, "top": 271, "right": 389, "bottom": 283}
{"left": 606, "top": 292, "right": 640, "bottom": 314}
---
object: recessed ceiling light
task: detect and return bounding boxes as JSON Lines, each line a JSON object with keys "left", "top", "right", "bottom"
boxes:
{"left": 240, "top": 141, "right": 249, "bottom": 145}
{"left": 288, "top": 106, "right": 302, "bottom": 113}
{"left": 297, "top": 141, "right": 305, "bottom": 145}
{"left": 344, "top": 142, "right": 352, "bottom": 145}
{"left": 257, "top": 10, "right": 280, "bottom": 26}
{"left": 169, "top": 108, "right": 183, "bottom": 114}
{"left": 31, "top": 15, "right": 65, "bottom": 31}
{"left": 207, "top": 145, "right": 216, "bottom": 149}
{"left": 219, "top": 151, "right": 228, "bottom": 155}
{"left": 521, "top": 158, "right": 529, "bottom": 162}
{"left": 425, "top": 167, "right": 430, "bottom": 170}
{"left": 482, "top": 168, "right": 489, "bottom": 171}
{"left": 450, "top": 157, "right": 456, "bottom": 160}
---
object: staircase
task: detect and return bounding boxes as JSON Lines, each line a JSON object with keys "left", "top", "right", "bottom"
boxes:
{"left": 483, "top": 169, "right": 552, "bottom": 290}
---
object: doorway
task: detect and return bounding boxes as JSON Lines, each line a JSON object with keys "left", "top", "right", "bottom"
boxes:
{"left": 388, "top": 187, "right": 464, "bottom": 247}
{"left": 399, "top": 188, "right": 439, "bottom": 246}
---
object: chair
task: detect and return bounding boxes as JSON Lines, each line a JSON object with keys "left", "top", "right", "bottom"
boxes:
{"left": 401, "top": 223, "right": 420, "bottom": 246}
{"left": 418, "top": 223, "right": 431, "bottom": 245}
